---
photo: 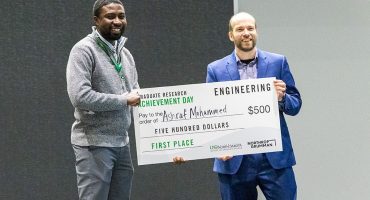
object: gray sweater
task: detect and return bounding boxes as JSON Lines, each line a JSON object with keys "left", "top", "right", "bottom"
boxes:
{"left": 66, "top": 29, "right": 139, "bottom": 147}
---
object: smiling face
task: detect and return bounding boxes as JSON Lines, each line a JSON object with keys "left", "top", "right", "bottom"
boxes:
{"left": 229, "top": 13, "right": 258, "bottom": 53}
{"left": 94, "top": 3, "right": 126, "bottom": 41}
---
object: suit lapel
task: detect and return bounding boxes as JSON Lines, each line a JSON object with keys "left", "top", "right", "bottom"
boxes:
{"left": 257, "top": 49, "right": 269, "bottom": 78}
{"left": 226, "top": 52, "right": 241, "bottom": 80}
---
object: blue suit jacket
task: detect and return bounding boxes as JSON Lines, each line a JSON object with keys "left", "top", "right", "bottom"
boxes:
{"left": 207, "top": 49, "right": 302, "bottom": 174}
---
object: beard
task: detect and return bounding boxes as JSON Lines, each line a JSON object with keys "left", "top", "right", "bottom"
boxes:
{"left": 99, "top": 26, "right": 125, "bottom": 41}
{"left": 235, "top": 39, "right": 256, "bottom": 52}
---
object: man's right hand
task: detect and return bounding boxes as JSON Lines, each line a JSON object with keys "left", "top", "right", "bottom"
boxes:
{"left": 218, "top": 156, "right": 233, "bottom": 161}
{"left": 173, "top": 156, "right": 186, "bottom": 164}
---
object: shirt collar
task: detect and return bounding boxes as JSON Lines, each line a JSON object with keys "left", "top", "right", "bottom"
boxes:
{"left": 234, "top": 49, "right": 259, "bottom": 64}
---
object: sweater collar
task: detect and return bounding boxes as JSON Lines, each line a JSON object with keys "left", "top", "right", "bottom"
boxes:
{"left": 91, "top": 26, "right": 127, "bottom": 52}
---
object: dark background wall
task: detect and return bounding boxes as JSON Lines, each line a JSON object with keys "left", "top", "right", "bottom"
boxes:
{"left": 0, "top": 1, "right": 233, "bottom": 199}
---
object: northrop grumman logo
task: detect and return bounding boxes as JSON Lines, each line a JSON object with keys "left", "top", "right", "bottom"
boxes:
{"left": 247, "top": 139, "right": 276, "bottom": 148}
{"left": 209, "top": 143, "right": 242, "bottom": 152}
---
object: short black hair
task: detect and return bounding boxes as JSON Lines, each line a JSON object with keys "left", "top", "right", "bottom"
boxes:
{"left": 93, "top": 0, "right": 123, "bottom": 17}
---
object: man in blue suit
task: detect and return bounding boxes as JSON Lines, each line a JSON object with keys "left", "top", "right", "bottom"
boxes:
{"left": 174, "top": 12, "right": 301, "bottom": 199}
{"left": 206, "top": 12, "right": 302, "bottom": 200}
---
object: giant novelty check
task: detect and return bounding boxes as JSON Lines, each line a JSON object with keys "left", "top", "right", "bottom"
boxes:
{"left": 133, "top": 78, "right": 282, "bottom": 165}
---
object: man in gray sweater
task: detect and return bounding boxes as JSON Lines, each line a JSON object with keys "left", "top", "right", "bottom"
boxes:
{"left": 66, "top": 0, "right": 140, "bottom": 199}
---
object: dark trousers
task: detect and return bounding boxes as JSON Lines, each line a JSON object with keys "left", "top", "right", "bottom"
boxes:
{"left": 72, "top": 145, "right": 134, "bottom": 200}
{"left": 218, "top": 154, "right": 296, "bottom": 200}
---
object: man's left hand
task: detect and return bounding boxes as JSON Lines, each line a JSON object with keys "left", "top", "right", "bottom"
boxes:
{"left": 274, "top": 80, "right": 286, "bottom": 101}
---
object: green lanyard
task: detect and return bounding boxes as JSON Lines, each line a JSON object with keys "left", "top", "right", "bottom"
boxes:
{"left": 95, "top": 37, "right": 122, "bottom": 73}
